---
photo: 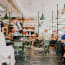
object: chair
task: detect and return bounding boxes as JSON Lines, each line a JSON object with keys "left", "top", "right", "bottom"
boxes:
{"left": 14, "top": 41, "right": 23, "bottom": 56}
{"left": 43, "top": 40, "right": 49, "bottom": 56}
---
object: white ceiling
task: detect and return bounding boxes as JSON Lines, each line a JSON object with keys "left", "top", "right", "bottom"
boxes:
{"left": 11, "top": 0, "right": 65, "bottom": 19}
{"left": 0, "top": 0, "right": 65, "bottom": 18}
{"left": 0, "top": 0, "right": 65, "bottom": 35}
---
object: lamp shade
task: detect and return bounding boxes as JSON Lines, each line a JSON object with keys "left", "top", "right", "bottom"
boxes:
{"left": 40, "top": 13, "right": 45, "bottom": 20}
{"left": 4, "top": 13, "right": 9, "bottom": 19}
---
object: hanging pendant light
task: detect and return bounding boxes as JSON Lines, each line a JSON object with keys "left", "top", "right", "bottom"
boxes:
{"left": 40, "top": 13, "right": 45, "bottom": 20}
{"left": 39, "top": 13, "right": 45, "bottom": 27}
{"left": 4, "top": 13, "right": 9, "bottom": 19}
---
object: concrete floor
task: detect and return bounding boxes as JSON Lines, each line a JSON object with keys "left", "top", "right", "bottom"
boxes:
{"left": 15, "top": 56, "right": 59, "bottom": 65}
{"left": 15, "top": 47, "right": 60, "bottom": 65}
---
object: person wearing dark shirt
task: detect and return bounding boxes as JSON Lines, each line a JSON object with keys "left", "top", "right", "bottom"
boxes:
{"left": 61, "top": 34, "right": 65, "bottom": 65}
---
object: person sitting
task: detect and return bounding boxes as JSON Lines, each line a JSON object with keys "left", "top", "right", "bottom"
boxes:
{"left": 50, "top": 34, "right": 57, "bottom": 47}
{"left": 60, "top": 34, "right": 65, "bottom": 65}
